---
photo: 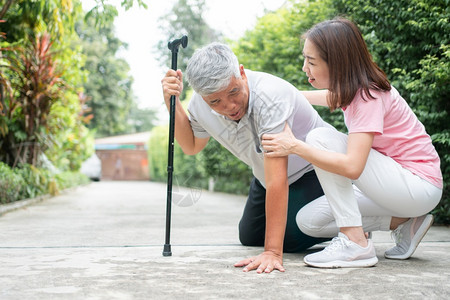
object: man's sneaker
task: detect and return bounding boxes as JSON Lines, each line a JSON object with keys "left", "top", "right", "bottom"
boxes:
{"left": 303, "top": 232, "right": 378, "bottom": 268}
{"left": 384, "top": 214, "right": 434, "bottom": 260}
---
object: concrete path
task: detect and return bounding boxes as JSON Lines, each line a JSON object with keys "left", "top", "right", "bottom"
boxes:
{"left": 0, "top": 181, "right": 449, "bottom": 299}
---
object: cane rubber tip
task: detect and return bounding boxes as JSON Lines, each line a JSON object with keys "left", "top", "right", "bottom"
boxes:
{"left": 163, "top": 244, "right": 172, "bottom": 256}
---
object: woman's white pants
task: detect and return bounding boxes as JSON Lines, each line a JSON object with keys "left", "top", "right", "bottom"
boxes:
{"left": 297, "top": 127, "right": 442, "bottom": 238}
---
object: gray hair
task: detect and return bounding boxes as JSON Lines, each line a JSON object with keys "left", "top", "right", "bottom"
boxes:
{"left": 185, "top": 42, "right": 241, "bottom": 96}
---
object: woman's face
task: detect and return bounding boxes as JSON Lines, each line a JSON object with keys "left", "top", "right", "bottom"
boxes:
{"left": 302, "top": 39, "right": 330, "bottom": 90}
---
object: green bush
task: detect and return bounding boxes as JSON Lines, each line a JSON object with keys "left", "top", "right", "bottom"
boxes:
{"left": 148, "top": 125, "right": 169, "bottom": 182}
{"left": 0, "top": 162, "right": 25, "bottom": 204}
{"left": 14, "top": 164, "right": 51, "bottom": 199}
{"left": 54, "top": 171, "right": 90, "bottom": 190}
{"left": 0, "top": 162, "right": 89, "bottom": 204}
{"left": 148, "top": 124, "right": 208, "bottom": 190}
{"left": 199, "top": 138, "right": 252, "bottom": 195}
{"left": 148, "top": 124, "right": 252, "bottom": 195}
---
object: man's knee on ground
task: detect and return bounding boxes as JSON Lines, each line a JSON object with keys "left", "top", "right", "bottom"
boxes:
{"left": 238, "top": 222, "right": 264, "bottom": 247}
{"left": 239, "top": 232, "right": 264, "bottom": 247}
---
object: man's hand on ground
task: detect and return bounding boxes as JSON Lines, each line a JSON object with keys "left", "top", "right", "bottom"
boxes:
{"left": 234, "top": 251, "right": 285, "bottom": 273}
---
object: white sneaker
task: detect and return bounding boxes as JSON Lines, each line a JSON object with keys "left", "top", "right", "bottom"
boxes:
{"left": 385, "top": 214, "right": 434, "bottom": 260}
{"left": 303, "top": 232, "right": 378, "bottom": 268}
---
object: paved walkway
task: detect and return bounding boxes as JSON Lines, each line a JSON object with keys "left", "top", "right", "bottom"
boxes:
{"left": 0, "top": 181, "right": 449, "bottom": 299}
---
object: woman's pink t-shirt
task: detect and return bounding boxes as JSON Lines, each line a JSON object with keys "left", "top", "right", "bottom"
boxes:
{"left": 343, "top": 86, "right": 443, "bottom": 189}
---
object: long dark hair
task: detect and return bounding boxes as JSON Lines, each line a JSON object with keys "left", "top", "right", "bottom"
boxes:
{"left": 304, "top": 17, "right": 391, "bottom": 111}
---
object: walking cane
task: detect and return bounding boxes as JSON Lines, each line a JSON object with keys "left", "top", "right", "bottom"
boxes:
{"left": 163, "top": 35, "right": 188, "bottom": 257}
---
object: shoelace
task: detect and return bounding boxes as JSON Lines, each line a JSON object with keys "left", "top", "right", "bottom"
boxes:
{"left": 391, "top": 225, "right": 404, "bottom": 244}
{"left": 324, "top": 236, "right": 352, "bottom": 254}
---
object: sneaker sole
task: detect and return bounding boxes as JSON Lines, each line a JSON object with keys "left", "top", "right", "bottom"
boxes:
{"left": 384, "top": 214, "right": 434, "bottom": 260}
{"left": 304, "top": 256, "right": 378, "bottom": 268}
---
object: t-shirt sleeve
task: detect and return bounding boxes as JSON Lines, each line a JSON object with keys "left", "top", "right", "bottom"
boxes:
{"left": 344, "top": 93, "right": 384, "bottom": 135}
{"left": 252, "top": 91, "right": 294, "bottom": 142}
{"left": 187, "top": 98, "right": 211, "bottom": 139}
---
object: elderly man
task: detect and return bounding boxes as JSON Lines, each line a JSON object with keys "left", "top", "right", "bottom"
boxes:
{"left": 161, "top": 42, "right": 333, "bottom": 273}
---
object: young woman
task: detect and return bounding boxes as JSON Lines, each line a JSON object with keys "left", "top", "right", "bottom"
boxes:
{"left": 261, "top": 18, "right": 443, "bottom": 268}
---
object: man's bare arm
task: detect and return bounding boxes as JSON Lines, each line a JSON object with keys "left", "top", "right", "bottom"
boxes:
{"left": 161, "top": 69, "right": 209, "bottom": 155}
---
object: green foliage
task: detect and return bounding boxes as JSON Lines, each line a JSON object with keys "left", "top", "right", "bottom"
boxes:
{"left": 46, "top": 92, "right": 95, "bottom": 171}
{"left": 332, "top": 0, "right": 449, "bottom": 223}
{"left": 0, "top": 162, "right": 24, "bottom": 203}
{"left": 156, "top": 0, "right": 222, "bottom": 70}
{"left": 148, "top": 122, "right": 252, "bottom": 195}
{"left": 14, "top": 164, "right": 52, "bottom": 199}
{"left": 0, "top": 34, "right": 66, "bottom": 166}
{"left": 0, "top": 0, "right": 78, "bottom": 42}
{"left": 85, "top": 0, "right": 148, "bottom": 28}
{"left": 232, "top": 0, "right": 334, "bottom": 88}
{"left": 156, "top": 0, "right": 222, "bottom": 99}
{"left": 1, "top": 0, "right": 93, "bottom": 172}
{"left": 127, "top": 105, "right": 158, "bottom": 133}
{"left": 232, "top": 0, "right": 346, "bottom": 132}
{"left": 0, "top": 32, "right": 92, "bottom": 171}
{"left": 75, "top": 14, "right": 131, "bottom": 137}
{"left": 0, "top": 162, "right": 89, "bottom": 204}
{"left": 148, "top": 125, "right": 169, "bottom": 182}
{"left": 75, "top": 13, "right": 157, "bottom": 138}
{"left": 199, "top": 138, "right": 252, "bottom": 195}
{"left": 0, "top": 0, "right": 151, "bottom": 206}
{"left": 54, "top": 170, "right": 90, "bottom": 190}
{"left": 148, "top": 124, "right": 206, "bottom": 190}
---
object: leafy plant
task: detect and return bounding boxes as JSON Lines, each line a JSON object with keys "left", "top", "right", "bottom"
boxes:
{"left": 0, "top": 33, "right": 65, "bottom": 167}
{"left": 232, "top": 0, "right": 346, "bottom": 132}
{"left": 75, "top": 13, "right": 153, "bottom": 138}
{"left": 156, "top": 0, "right": 223, "bottom": 100}
{"left": 85, "top": 0, "right": 148, "bottom": 28}
{"left": 0, "top": 162, "right": 90, "bottom": 204}
{"left": 0, "top": 162, "right": 25, "bottom": 203}
{"left": 199, "top": 138, "right": 252, "bottom": 195}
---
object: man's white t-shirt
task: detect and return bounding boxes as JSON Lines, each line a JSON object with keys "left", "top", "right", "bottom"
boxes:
{"left": 188, "top": 69, "right": 333, "bottom": 187}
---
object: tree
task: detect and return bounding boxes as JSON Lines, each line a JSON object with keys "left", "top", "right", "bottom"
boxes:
{"left": 0, "top": 0, "right": 76, "bottom": 42}
{"left": 0, "top": 34, "right": 65, "bottom": 166}
{"left": 127, "top": 104, "right": 158, "bottom": 133}
{"left": 156, "top": 0, "right": 222, "bottom": 98}
{"left": 76, "top": 7, "right": 159, "bottom": 137}
{"left": 75, "top": 14, "right": 134, "bottom": 137}
{"left": 232, "top": 0, "right": 345, "bottom": 131}
{"left": 0, "top": 0, "right": 153, "bottom": 202}
{"left": 85, "top": 0, "right": 148, "bottom": 28}
{"left": 0, "top": 0, "right": 92, "bottom": 170}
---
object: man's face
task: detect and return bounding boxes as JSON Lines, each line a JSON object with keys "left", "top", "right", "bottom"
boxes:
{"left": 202, "top": 65, "right": 249, "bottom": 121}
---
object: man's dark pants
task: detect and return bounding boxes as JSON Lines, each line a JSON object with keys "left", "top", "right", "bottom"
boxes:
{"left": 238, "top": 170, "right": 328, "bottom": 253}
